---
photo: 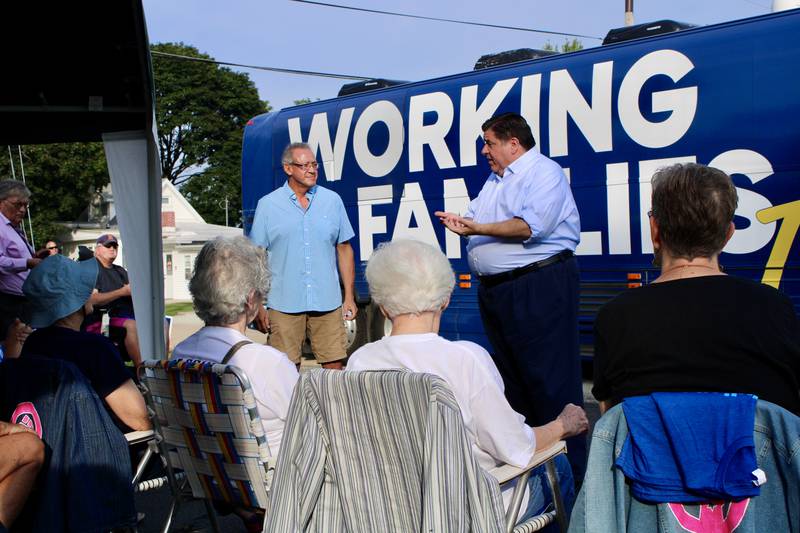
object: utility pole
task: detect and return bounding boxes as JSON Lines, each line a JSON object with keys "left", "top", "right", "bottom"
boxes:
{"left": 625, "top": 0, "right": 634, "bottom": 26}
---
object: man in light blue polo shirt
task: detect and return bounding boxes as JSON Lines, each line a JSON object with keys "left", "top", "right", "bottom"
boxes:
{"left": 250, "top": 142, "right": 356, "bottom": 369}
{"left": 435, "top": 112, "right": 586, "bottom": 482}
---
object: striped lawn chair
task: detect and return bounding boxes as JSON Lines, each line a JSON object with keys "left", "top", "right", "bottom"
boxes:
{"left": 139, "top": 358, "right": 275, "bottom": 533}
{"left": 265, "top": 369, "right": 568, "bottom": 533}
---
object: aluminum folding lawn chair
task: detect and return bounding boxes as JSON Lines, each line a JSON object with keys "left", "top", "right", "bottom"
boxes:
{"left": 139, "top": 358, "right": 275, "bottom": 533}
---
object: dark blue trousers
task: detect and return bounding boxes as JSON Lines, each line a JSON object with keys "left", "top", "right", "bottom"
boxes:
{"left": 477, "top": 256, "right": 587, "bottom": 483}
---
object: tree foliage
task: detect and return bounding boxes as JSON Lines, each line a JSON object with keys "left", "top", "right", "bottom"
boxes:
{"left": 0, "top": 143, "right": 109, "bottom": 247}
{"left": 542, "top": 38, "right": 584, "bottom": 53}
{"left": 152, "top": 43, "right": 270, "bottom": 192}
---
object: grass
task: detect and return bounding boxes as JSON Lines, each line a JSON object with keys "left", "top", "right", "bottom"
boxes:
{"left": 165, "top": 301, "right": 195, "bottom": 316}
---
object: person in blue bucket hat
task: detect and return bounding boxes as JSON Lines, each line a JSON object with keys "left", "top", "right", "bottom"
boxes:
{"left": 17, "top": 255, "right": 150, "bottom": 432}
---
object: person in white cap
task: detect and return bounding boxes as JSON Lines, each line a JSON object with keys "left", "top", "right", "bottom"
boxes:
{"left": 85, "top": 233, "right": 141, "bottom": 367}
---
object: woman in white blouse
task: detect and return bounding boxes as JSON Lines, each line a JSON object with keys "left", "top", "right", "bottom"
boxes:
{"left": 347, "top": 239, "right": 588, "bottom": 524}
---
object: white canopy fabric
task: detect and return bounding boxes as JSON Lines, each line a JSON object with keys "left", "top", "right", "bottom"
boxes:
{"left": 103, "top": 129, "right": 165, "bottom": 359}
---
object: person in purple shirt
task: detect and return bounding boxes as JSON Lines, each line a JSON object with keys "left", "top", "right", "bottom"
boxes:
{"left": 435, "top": 113, "right": 586, "bottom": 482}
{"left": 0, "top": 181, "right": 43, "bottom": 354}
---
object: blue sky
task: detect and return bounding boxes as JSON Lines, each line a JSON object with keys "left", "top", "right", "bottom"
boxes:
{"left": 142, "top": 0, "right": 769, "bottom": 112}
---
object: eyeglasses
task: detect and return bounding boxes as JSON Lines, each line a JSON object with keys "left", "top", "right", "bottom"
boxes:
{"left": 46, "top": 246, "right": 58, "bottom": 250}
{"left": 102, "top": 242, "right": 118, "bottom": 249}
{"left": 289, "top": 161, "right": 319, "bottom": 171}
{"left": 4, "top": 199, "right": 29, "bottom": 210}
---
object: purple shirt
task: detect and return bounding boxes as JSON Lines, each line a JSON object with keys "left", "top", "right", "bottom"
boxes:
{"left": 0, "top": 212, "right": 33, "bottom": 295}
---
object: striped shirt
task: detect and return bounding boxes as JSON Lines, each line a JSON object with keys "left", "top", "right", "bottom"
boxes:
{"left": 265, "top": 369, "right": 506, "bottom": 532}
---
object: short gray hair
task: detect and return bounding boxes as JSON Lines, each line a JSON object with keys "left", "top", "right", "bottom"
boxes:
{"left": 0, "top": 180, "right": 31, "bottom": 202}
{"left": 189, "top": 236, "right": 271, "bottom": 326}
{"left": 651, "top": 163, "right": 738, "bottom": 259}
{"left": 366, "top": 239, "right": 455, "bottom": 318}
{"left": 281, "top": 142, "right": 312, "bottom": 165}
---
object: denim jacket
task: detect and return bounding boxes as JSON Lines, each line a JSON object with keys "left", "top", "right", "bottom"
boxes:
{"left": 0, "top": 357, "right": 136, "bottom": 533}
{"left": 569, "top": 401, "right": 800, "bottom": 533}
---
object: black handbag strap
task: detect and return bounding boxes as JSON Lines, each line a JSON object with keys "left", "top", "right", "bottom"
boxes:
{"left": 222, "top": 340, "right": 253, "bottom": 364}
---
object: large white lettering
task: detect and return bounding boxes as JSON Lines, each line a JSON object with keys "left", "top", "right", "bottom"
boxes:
{"left": 356, "top": 185, "right": 392, "bottom": 260}
{"left": 459, "top": 78, "right": 517, "bottom": 167}
{"left": 352, "top": 100, "right": 404, "bottom": 178}
{"left": 287, "top": 108, "right": 354, "bottom": 181}
{"left": 606, "top": 162, "right": 631, "bottom": 254}
{"left": 708, "top": 149, "right": 775, "bottom": 254}
{"left": 520, "top": 74, "right": 543, "bottom": 146}
{"left": 549, "top": 61, "right": 614, "bottom": 157}
{"left": 442, "top": 178, "right": 470, "bottom": 258}
{"left": 618, "top": 50, "right": 697, "bottom": 149}
{"left": 638, "top": 156, "right": 697, "bottom": 253}
{"left": 408, "top": 92, "right": 456, "bottom": 173}
{"left": 391, "top": 183, "right": 438, "bottom": 246}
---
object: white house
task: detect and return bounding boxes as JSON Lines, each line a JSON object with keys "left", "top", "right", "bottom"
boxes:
{"left": 61, "top": 180, "right": 241, "bottom": 300}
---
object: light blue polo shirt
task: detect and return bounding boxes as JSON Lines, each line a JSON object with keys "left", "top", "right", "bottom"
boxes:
{"left": 250, "top": 182, "right": 354, "bottom": 313}
{"left": 464, "top": 148, "right": 580, "bottom": 276}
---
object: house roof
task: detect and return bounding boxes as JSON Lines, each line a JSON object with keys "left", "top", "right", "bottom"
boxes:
{"left": 162, "top": 222, "right": 242, "bottom": 246}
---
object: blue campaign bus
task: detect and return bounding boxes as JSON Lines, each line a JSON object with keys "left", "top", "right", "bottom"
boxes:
{"left": 242, "top": 9, "right": 800, "bottom": 357}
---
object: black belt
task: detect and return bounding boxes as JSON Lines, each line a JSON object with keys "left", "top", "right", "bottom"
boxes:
{"left": 478, "top": 250, "right": 573, "bottom": 288}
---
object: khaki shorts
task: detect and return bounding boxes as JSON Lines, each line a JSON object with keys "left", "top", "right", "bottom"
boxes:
{"left": 267, "top": 307, "right": 346, "bottom": 364}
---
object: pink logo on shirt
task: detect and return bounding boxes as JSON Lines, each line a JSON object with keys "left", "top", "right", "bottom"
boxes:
{"left": 11, "top": 401, "right": 42, "bottom": 438}
{"left": 668, "top": 500, "right": 750, "bottom": 533}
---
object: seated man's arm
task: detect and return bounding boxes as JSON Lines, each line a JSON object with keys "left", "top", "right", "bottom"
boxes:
{"left": 89, "top": 285, "right": 131, "bottom": 308}
{"left": 532, "top": 403, "right": 588, "bottom": 452}
{"left": 105, "top": 379, "right": 151, "bottom": 431}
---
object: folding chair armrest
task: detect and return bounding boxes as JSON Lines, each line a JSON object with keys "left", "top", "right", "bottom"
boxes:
{"left": 488, "top": 440, "right": 567, "bottom": 485}
{"left": 125, "top": 429, "right": 156, "bottom": 445}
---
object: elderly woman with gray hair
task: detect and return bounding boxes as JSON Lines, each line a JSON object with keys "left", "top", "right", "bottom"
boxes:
{"left": 347, "top": 239, "right": 588, "bottom": 525}
{"left": 172, "top": 236, "right": 298, "bottom": 456}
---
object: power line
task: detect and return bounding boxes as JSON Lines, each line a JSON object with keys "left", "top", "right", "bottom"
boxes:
{"left": 151, "top": 50, "right": 374, "bottom": 81}
{"left": 289, "top": 0, "right": 602, "bottom": 40}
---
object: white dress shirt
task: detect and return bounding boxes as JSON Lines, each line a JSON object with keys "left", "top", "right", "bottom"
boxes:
{"left": 347, "top": 332, "right": 536, "bottom": 510}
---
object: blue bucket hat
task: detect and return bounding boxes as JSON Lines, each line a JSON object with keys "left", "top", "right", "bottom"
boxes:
{"left": 22, "top": 255, "right": 98, "bottom": 328}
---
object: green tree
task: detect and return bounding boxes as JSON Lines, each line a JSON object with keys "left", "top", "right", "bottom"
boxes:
{"left": 152, "top": 43, "right": 269, "bottom": 186}
{"left": 293, "top": 98, "right": 321, "bottom": 106}
{"left": 152, "top": 42, "right": 269, "bottom": 225}
{"left": 0, "top": 143, "right": 109, "bottom": 247}
{"left": 180, "top": 136, "right": 243, "bottom": 226}
{"left": 542, "top": 38, "right": 584, "bottom": 53}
